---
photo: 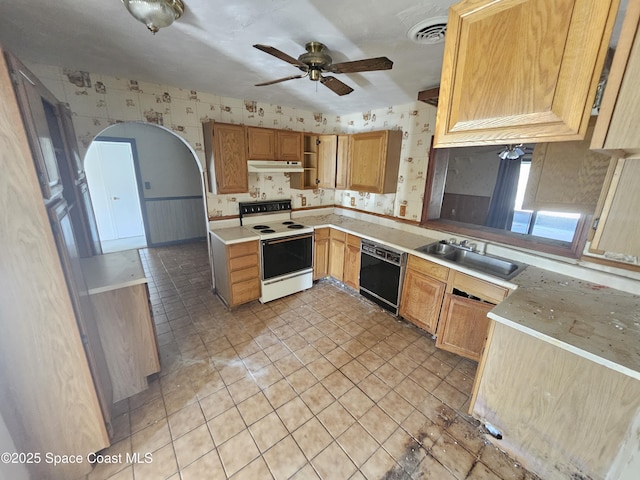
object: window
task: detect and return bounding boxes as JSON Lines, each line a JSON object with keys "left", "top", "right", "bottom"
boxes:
{"left": 421, "top": 144, "right": 590, "bottom": 258}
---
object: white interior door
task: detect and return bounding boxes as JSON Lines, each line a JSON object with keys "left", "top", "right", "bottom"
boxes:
{"left": 85, "top": 141, "right": 145, "bottom": 242}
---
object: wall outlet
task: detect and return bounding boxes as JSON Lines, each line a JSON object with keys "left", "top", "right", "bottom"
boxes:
{"left": 350, "top": 197, "right": 356, "bottom": 207}
{"left": 399, "top": 205, "right": 406, "bottom": 217}
{"left": 144, "top": 181, "right": 151, "bottom": 190}
{"left": 301, "top": 197, "right": 307, "bottom": 206}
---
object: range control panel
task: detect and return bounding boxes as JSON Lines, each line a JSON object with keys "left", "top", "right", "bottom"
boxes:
{"left": 239, "top": 199, "right": 292, "bottom": 217}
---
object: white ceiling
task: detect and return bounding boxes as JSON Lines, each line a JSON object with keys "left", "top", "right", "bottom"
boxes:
{"left": 0, "top": 0, "right": 457, "bottom": 115}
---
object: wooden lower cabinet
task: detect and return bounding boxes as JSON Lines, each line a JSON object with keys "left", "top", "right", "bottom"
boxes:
{"left": 435, "top": 272, "right": 509, "bottom": 361}
{"left": 399, "top": 263, "right": 447, "bottom": 334}
{"left": 343, "top": 234, "right": 361, "bottom": 290}
{"left": 436, "top": 294, "right": 493, "bottom": 361}
{"left": 314, "top": 227, "right": 330, "bottom": 280}
{"left": 211, "top": 236, "right": 260, "bottom": 308}
{"left": 329, "top": 229, "right": 346, "bottom": 281}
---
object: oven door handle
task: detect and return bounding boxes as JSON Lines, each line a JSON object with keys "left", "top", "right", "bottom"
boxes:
{"left": 263, "top": 233, "right": 313, "bottom": 245}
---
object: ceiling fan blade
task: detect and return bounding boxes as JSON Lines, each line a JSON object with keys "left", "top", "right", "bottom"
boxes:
{"left": 330, "top": 57, "right": 393, "bottom": 74}
{"left": 320, "top": 76, "right": 354, "bottom": 96}
{"left": 255, "top": 74, "right": 305, "bottom": 86}
{"left": 253, "top": 44, "right": 307, "bottom": 68}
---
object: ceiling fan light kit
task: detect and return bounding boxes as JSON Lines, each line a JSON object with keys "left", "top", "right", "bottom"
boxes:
{"left": 253, "top": 41, "right": 393, "bottom": 96}
{"left": 122, "top": 0, "right": 184, "bottom": 34}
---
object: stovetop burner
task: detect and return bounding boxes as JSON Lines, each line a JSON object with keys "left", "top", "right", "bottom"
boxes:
{"left": 288, "top": 224, "right": 305, "bottom": 229}
{"left": 253, "top": 225, "right": 271, "bottom": 230}
{"left": 282, "top": 221, "right": 294, "bottom": 225}
{"left": 260, "top": 229, "right": 276, "bottom": 233}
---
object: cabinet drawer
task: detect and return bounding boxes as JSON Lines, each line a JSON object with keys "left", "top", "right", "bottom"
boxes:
{"left": 407, "top": 254, "right": 449, "bottom": 282}
{"left": 315, "top": 227, "right": 330, "bottom": 240}
{"left": 230, "top": 265, "right": 259, "bottom": 284}
{"left": 452, "top": 272, "right": 508, "bottom": 304}
{"left": 229, "top": 253, "right": 258, "bottom": 272}
{"left": 231, "top": 278, "right": 260, "bottom": 305}
{"left": 330, "top": 229, "right": 346, "bottom": 242}
{"left": 346, "top": 234, "right": 361, "bottom": 248}
{"left": 228, "top": 241, "right": 258, "bottom": 259}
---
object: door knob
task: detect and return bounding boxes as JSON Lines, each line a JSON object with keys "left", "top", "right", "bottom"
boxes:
{"left": 112, "top": 196, "right": 120, "bottom": 200}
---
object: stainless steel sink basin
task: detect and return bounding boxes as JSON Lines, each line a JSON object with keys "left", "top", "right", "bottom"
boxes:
{"left": 415, "top": 241, "right": 526, "bottom": 280}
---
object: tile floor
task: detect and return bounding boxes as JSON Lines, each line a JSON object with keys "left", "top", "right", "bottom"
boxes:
{"left": 88, "top": 241, "right": 540, "bottom": 480}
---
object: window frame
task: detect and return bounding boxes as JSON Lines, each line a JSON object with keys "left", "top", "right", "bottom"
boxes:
{"left": 420, "top": 142, "right": 592, "bottom": 259}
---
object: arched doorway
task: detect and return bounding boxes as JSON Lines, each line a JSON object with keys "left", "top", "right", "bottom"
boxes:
{"left": 84, "top": 122, "right": 206, "bottom": 253}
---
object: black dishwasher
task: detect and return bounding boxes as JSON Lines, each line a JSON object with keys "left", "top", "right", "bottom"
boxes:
{"left": 359, "top": 240, "right": 406, "bottom": 315}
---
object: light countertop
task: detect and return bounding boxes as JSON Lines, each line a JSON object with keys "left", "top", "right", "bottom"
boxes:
{"left": 488, "top": 266, "right": 640, "bottom": 380}
{"left": 209, "top": 212, "right": 640, "bottom": 378}
{"left": 80, "top": 250, "right": 148, "bottom": 295}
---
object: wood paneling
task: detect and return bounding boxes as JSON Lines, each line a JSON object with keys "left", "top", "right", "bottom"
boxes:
{"left": 0, "top": 49, "right": 108, "bottom": 479}
{"left": 435, "top": 0, "right": 620, "bottom": 147}
{"left": 473, "top": 322, "right": 640, "bottom": 480}
{"left": 441, "top": 193, "right": 491, "bottom": 225}
{"left": 145, "top": 197, "right": 206, "bottom": 245}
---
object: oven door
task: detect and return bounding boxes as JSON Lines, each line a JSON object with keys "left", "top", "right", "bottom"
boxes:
{"left": 261, "top": 233, "right": 313, "bottom": 281}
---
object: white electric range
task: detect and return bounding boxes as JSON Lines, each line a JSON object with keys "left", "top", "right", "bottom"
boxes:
{"left": 239, "top": 200, "right": 314, "bottom": 303}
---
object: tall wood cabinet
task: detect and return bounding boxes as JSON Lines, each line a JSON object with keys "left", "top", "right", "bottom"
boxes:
{"left": 328, "top": 229, "right": 346, "bottom": 281}
{"left": 434, "top": 0, "right": 620, "bottom": 148}
{"left": 203, "top": 121, "right": 248, "bottom": 194}
{"left": 314, "top": 227, "right": 330, "bottom": 280}
{"left": 343, "top": 234, "right": 361, "bottom": 290}
{"left": 1, "top": 48, "right": 110, "bottom": 479}
{"left": 348, "top": 130, "right": 402, "bottom": 193}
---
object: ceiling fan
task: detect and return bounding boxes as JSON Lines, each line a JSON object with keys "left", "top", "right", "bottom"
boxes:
{"left": 253, "top": 42, "right": 393, "bottom": 96}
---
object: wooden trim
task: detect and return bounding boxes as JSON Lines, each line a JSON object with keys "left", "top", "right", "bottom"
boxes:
{"left": 144, "top": 195, "right": 203, "bottom": 201}
{"left": 208, "top": 214, "right": 240, "bottom": 221}
{"left": 417, "top": 87, "right": 439, "bottom": 107}
{"left": 580, "top": 254, "right": 640, "bottom": 273}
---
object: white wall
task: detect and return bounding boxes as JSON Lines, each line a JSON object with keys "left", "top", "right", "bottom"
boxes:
{"left": 101, "top": 123, "right": 201, "bottom": 199}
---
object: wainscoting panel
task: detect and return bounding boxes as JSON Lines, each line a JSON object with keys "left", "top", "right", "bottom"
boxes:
{"left": 144, "top": 196, "right": 206, "bottom": 245}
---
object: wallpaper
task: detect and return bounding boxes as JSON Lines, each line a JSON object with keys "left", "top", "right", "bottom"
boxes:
{"left": 27, "top": 62, "right": 436, "bottom": 222}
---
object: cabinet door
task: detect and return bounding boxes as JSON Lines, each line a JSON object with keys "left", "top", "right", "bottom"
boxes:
{"left": 314, "top": 228, "right": 330, "bottom": 280}
{"left": 6, "top": 53, "right": 63, "bottom": 201}
{"left": 247, "top": 126, "right": 276, "bottom": 159}
{"left": 329, "top": 229, "right": 346, "bottom": 281}
{"left": 343, "top": 234, "right": 361, "bottom": 290}
{"left": 349, "top": 131, "right": 386, "bottom": 192}
{"left": 522, "top": 118, "right": 611, "bottom": 214}
{"left": 277, "top": 130, "right": 303, "bottom": 161}
{"left": 399, "top": 268, "right": 446, "bottom": 334}
{"left": 434, "top": 0, "right": 619, "bottom": 148}
{"left": 206, "top": 122, "right": 248, "bottom": 194}
{"left": 590, "top": 157, "right": 640, "bottom": 259}
{"left": 335, "top": 135, "right": 350, "bottom": 189}
{"left": 436, "top": 293, "right": 493, "bottom": 361}
{"left": 591, "top": 1, "right": 640, "bottom": 155}
{"left": 317, "top": 135, "right": 338, "bottom": 188}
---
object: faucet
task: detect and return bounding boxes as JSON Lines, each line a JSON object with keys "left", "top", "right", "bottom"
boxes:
{"left": 458, "top": 240, "right": 478, "bottom": 252}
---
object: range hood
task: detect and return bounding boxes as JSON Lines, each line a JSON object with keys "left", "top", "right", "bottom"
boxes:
{"left": 247, "top": 160, "right": 304, "bottom": 173}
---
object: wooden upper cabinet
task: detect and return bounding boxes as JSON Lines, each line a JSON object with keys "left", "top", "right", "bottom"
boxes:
{"left": 317, "top": 134, "right": 338, "bottom": 188}
{"left": 591, "top": 1, "right": 640, "bottom": 155}
{"left": 247, "top": 126, "right": 276, "bottom": 159}
{"left": 522, "top": 117, "right": 612, "bottom": 215}
{"left": 276, "top": 130, "right": 303, "bottom": 161}
{"left": 348, "top": 130, "right": 402, "bottom": 193}
{"left": 204, "top": 122, "right": 248, "bottom": 194}
{"left": 434, "top": 0, "right": 620, "bottom": 148}
{"left": 335, "top": 134, "right": 350, "bottom": 189}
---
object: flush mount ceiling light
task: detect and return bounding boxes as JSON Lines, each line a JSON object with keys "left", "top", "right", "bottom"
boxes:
{"left": 122, "top": 0, "right": 184, "bottom": 34}
{"left": 498, "top": 144, "right": 525, "bottom": 160}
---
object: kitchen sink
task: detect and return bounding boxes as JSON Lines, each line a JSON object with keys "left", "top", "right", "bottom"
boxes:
{"left": 415, "top": 241, "right": 526, "bottom": 280}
